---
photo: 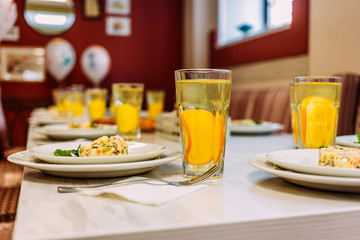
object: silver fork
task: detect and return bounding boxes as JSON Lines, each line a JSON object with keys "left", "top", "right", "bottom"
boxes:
{"left": 58, "top": 164, "right": 222, "bottom": 193}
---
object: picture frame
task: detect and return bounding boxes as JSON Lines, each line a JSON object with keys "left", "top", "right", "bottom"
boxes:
{"left": 1, "top": 26, "right": 20, "bottom": 42}
{"left": 0, "top": 46, "right": 46, "bottom": 82}
{"left": 106, "top": 17, "right": 131, "bottom": 36}
{"left": 106, "top": 0, "right": 130, "bottom": 15}
{"left": 82, "top": 0, "right": 102, "bottom": 19}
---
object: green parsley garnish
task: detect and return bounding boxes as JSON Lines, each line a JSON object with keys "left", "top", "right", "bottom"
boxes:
{"left": 91, "top": 122, "right": 100, "bottom": 128}
{"left": 54, "top": 144, "right": 81, "bottom": 157}
{"left": 254, "top": 120, "right": 262, "bottom": 125}
{"left": 355, "top": 133, "right": 360, "bottom": 143}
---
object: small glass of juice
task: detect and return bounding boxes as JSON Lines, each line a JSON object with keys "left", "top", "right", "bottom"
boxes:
{"left": 112, "top": 83, "right": 144, "bottom": 141}
{"left": 86, "top": 88, "right": 108, "bottom": 122}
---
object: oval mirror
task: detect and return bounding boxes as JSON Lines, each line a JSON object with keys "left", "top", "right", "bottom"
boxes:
{"left": 24, "top": 0, "right": 75, "bottom": 36}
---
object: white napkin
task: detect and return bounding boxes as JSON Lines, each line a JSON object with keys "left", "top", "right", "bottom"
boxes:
{"left": 80, "top": 177, "right": 208, "bottom": 206}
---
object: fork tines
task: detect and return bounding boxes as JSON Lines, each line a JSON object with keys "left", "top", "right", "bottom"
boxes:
{"left": 189, "top": 165, "right": 221, "bottom": 184}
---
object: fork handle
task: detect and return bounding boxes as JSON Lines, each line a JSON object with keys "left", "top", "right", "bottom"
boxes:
{"left": 57, "top": 178, "right": 153, "bottom": 193}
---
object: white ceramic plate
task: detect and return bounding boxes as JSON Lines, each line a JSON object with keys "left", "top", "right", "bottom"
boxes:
{"left": 249, "top": 154, "right": 360, "bottom": 193}
{"left": 37, "top": 123, "right": 118, "bottom": 140}
{"left": 266, "top": 149, "right": 360, "bottom": 178}
{"left": 8, "top": 151, "right": 181, "bottom": 178}
{"left": 29, "top": 116, "right": 70, "bottom": 125}
{"left": 230, "top": 121, "right": 283, "bottom": 134}
{"left": 30, "top": 141, "right": 166, "bottom": 164}
{"left": 336, "top": 135, "right": 360, "bottom": 148}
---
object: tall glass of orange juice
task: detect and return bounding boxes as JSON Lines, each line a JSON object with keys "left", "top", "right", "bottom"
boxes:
{"left": 289, "top": 82, "right": 298, "bottom": 148}
{"left": 175, "top": 69, "right": 231, "bottom": 178}
{"left": 112, "top": 83, "right": 144, "bottom": 141}
{"left": 294, "top": 76, "right": 342, "bottom": 149}
{"left": 86, "top": 88, "right": 107, "bottom": 122}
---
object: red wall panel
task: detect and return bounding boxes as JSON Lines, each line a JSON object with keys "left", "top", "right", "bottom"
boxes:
{"left": 1, "top": 0, "right": 183, "bottom": 111}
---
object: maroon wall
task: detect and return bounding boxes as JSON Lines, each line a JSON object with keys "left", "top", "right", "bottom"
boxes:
{"left": 1, "top": 0, "right": 183, "bottom": 110}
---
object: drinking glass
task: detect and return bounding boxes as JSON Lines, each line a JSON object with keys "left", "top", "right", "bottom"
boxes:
{"left": 175, "top": 69, "right": 232, "bottom": 178}
{"left": 86, "top": 88, "right": 107, "bottom": 122}
{"left": 146, "top": 90, "right": 165, "bottom": 120}
{"left": 289, "top": 82, "right": 298, "bottom": 148}
{"left": 52, "top": 88, "right": 68, "bottom": 116}
{"left": 294, "top": 76, "right": 342, "bottom": 149}
{"left": 112, "top": 83, "right": 144, "bottom": 141}
{"left": 63, "top": 87, "right": 84, "bottom": 119}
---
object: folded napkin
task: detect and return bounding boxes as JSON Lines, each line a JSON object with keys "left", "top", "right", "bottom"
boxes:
{"left": 80, "top": 177, "right": 208, "bottom": 206}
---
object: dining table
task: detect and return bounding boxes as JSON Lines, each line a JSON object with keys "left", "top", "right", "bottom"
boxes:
{"left": 10, "top": 110, "right": 360, "bottom": 240}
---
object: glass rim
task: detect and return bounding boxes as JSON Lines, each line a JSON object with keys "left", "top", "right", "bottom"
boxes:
{"left": 294, "top": 76, "right": 343, "bottom": 83}
{"left": 86, "top": 88, "right": 107, "bottom": 92}
{"left": 112, "top": 82, "right": 144, "bottom": 88}
{"left": 175, "top": 68, "right": 231, "bottom": 74}
{"left": 146, "top": 89, "right": 165, "bottom": 92}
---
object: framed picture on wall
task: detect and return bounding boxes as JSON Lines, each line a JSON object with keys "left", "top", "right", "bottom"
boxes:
{"left": 0, "top": 46, "right": 46, "bottom": 82}
{"left": 106, "top": 17, "right": 131, "bottom": 36}
{"left": 1, "top": 26, "right": 20, "bottom": 42}
{"left": 82, "top": 0, "right": 102, "bottom": 19}
{"left": 106, "top": 0, "right": 131, "bottom": 15}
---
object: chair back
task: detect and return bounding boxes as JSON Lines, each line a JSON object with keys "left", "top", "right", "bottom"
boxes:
{"left": 336, "top": 73, "right": 360, "bottom": 136}
{"left": 0, "top": 86, "right": 10, "bottom": 157}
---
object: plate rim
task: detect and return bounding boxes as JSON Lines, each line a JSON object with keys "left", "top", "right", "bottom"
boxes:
{"left": 266, "top": 149, "right": 360, "bottom": 178}
{"left": 38, "top": 123, "right": 118, "bottom": 139}
{"left": 249, "top": 154, "right": 360, "bottom": 186}
{"left": 29, "top": 116, "right": 70, "bottom": 125}
{"left": 8, "top": 150, "right": 181, "bottom": 172}
{"left": 230, "top": 121, "right": 284, "bottom": 133}
{"left": 42, "top": 123, "right": 117, "bottom": 132}
{"left": 336, "top": 135, "right": 360, "bottom": 148}
{"left": 29, "top": 141, "right": 166, "bottom": 164}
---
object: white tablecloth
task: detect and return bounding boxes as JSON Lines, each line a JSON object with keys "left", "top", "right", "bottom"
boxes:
{"left": 12, "top": 121, "right": 360, "bottom": 240}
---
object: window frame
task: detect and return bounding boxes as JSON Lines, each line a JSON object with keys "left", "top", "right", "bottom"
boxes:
{"left": 210, "top": 0, "right": 308, "bottom": 67}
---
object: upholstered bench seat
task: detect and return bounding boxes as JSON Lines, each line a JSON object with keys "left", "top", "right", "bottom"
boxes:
{"left": 229, "top": 87, "right": 292, "bottom": 133}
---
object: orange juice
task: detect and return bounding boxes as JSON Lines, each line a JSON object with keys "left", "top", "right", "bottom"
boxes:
{"left": 86, "top": 88, "right": 107, "bottom": 121}
{"left": 112, "top": 83, "right": 144, "bottom": 141}
{"left": 146, "top": 90, "right": 165, "bottom": 119}
{"left": 64, "top": 89, "right": 84, "bottom": 118}
{"left": 52, "top": 88, "right": 68, "bottom": 116}
{"left": 294, "top": 77, "right": 342, "bottom": 149}
{"left": 175, "top": 69, "right": 231, "bottom": 178}
{"left": 289, "top": 82, "right": 298, "bottom": 148}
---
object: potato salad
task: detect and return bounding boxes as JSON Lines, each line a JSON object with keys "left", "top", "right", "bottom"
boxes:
{"left": 79, "top": 135, "right": 128, "bottom": 157}
{"left": 319, "top": 145, "right": 360, "bottom": 168}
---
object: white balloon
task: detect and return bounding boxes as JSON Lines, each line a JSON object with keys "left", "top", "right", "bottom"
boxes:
{"left": 45, "top": 38, "right": 76, "bottom": 83}
{"left": 81, "top": 45, "right": 111, "bottom": 87}
{"left": 0, "top": 0, "right": 12, "bottom": 27}
{"left": 0, "top": 1, "right": 18, "bottom": 40}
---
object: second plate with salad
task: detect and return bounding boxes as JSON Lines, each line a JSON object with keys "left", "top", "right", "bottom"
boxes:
{"left": 230, "top": 119, "right": 284, "bottom": 134}
{"left": 336, "top": 135, "right": 360, "bottom": 148}
{"left": 37, "top": 123, "right": 118, "bottom": 140}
